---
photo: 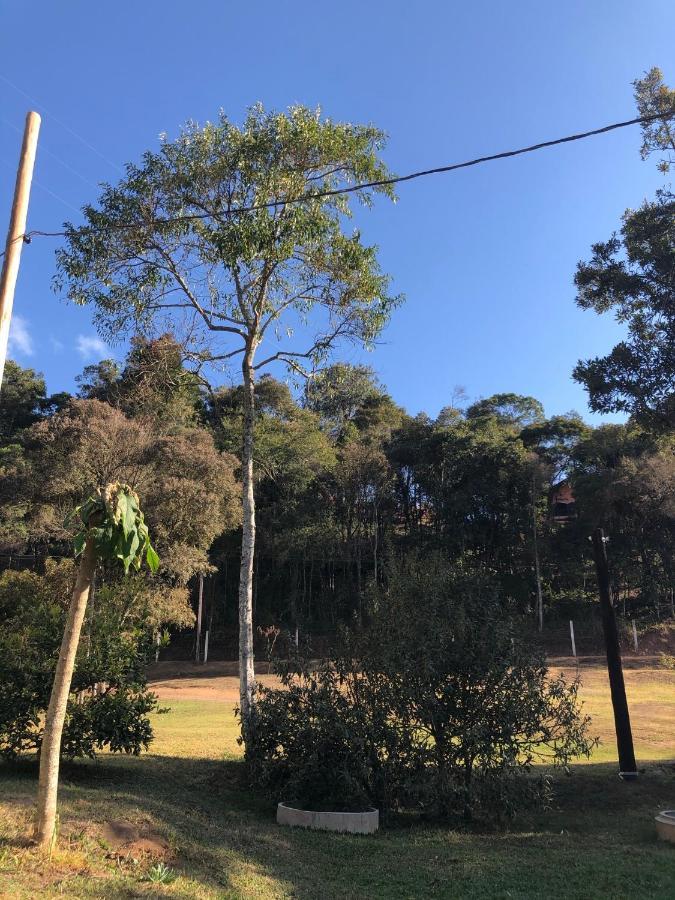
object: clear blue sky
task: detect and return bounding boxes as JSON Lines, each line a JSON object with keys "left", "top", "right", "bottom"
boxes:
{"left": 1, "top": 0, "right": 673, "bottom": 421}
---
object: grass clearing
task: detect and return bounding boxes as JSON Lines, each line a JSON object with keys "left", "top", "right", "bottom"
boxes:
{"left": 1, "top": 660, "right": 674, "bottom": 898}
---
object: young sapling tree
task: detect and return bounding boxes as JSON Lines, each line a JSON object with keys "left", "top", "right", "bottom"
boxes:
{"left": 34, "top": 482, "right": 158, "bottom": 848}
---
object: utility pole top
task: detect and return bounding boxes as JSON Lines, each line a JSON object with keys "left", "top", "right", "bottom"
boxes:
{"left": 0, "top": 110, "right": 42, "bottom": 392}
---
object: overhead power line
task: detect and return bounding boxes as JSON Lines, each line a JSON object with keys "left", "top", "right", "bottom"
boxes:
{"left": 0, "top": 72, "right": 125, "bottom": 175}
{"left": 2, "top": 107, "right": 675, "bottom": 259}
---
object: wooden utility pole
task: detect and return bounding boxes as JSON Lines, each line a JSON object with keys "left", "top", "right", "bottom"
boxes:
{"left": 0, "top": 111, "right": 41, "bottom": 391}
{"left": 591, "top": 528, "right": 637, "bottom": 777}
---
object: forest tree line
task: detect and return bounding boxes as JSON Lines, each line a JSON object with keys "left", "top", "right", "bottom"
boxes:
{"left": 1, "top": 339, "right": 673, "bottom": 657}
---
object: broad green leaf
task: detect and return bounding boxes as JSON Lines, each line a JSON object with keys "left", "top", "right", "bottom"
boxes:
{"left": 146, "top": 543, "right": 160, "bottom": 574}
{"left": 73, "top": 483, "right": 157, "bottom": 576}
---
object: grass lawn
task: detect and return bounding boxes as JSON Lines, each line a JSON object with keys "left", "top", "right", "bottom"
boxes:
{"left": 1, "top": 660, "right": 674, "bottom": 898}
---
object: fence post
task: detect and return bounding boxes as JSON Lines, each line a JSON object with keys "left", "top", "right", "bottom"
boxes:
{"left": 569, "top": 620, "right": 576, "bottom": 658}
{"left": 204, "top": 630, "right": 209, "bottom": 664}
{"left": 195, "top": 573, "right": 204, "bottom": 663}
{"left": 632, "top": 620, "right": 638, "bottom": 654}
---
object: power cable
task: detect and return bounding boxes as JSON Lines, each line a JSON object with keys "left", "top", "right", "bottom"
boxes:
{"left": 0, "top": 72, "right": 124, "bottom": 175}
{"left": 1, "top": 115, "right": 102, "bottom": 191}
{"left": 1, "top": 107, "right": 674, "bottom": 261}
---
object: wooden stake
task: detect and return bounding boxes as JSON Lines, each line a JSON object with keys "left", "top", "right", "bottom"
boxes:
{"left": 591, "top": 528, "right": 637, "bottom": 776}
{"left": 632, "top": 620, "right": 638, "bottom": 654}
{"left": 0, "top": 111, "right": 41, "bottom": 391}
{"left": 204, "top": 630, "right": 209, "bottom": 664}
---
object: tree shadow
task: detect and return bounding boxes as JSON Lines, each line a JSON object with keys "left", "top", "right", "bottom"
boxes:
{"left": 2, "top": 755, "right": 674, "bottom": 898}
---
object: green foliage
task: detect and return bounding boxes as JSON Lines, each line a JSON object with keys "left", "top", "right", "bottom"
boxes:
{"left": 213, "top": 376, "right": 335, "bottom": 490}
{"left": 0, "top": 562, "right": 158, "bottom": 758}
{"left": 243, "top": 657, "right": 378, "bottom": 812}
{"left": 62, "top": 689, "right": 156, "bottom": 758}
{"left": 73, "top": 483, "right": 159, "bottom": 575}
{"left": 466, "top": 393, "right": 545, "bottom": 428}
{"left": 145, "top": 863, "right": 176, "bottom": 885}
{"left": 633, "top": 67, "right": 675, "bottom": 174}
{"left": 77, "top": 335, "right": 204, "bottom": 428}
{"left": 244, "top": 558, "right": 595, "bottom": 821}
{"left": 570, "top": 426, "right": 675, "bottom": 612}
{"left": 75, "top": 358, "right": 121, "bottom": 403}
{"left": 0, "top": 362, "right": 48, "bottom": 443}
{"left": 573, "top": 189, "right": 675, "bottom": 427}
{"left": 573, "top": 69, "right": 674, "bottom": 429}
{"left": 0, "top": 361, "right": 69, "bottom": 447}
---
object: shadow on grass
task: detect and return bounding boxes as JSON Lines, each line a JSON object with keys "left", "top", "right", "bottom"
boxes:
{"left": 2, "top": 754, "right": 675, "bottom": 899}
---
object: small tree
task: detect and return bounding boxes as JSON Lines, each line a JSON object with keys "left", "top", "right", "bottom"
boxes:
{"left": 34, "top": 483, "right": 158, "bottom": 848}
{"left": 55, "top": 104, "right": 400, "bottom": 734}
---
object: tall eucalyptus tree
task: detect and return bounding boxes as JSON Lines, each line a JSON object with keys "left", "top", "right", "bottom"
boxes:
{"left": 55, "top": 105, "right": 400, "bottom": 733}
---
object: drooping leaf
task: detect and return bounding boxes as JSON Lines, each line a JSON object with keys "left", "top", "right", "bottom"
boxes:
{"left": 146, "top": 544, "right": 160, "bottom": 574}
{"left": 73, "top": 532, "right": 86, "bottom": 557}
{"left": 71, "top": 483, "right": 158, "bottom": 577}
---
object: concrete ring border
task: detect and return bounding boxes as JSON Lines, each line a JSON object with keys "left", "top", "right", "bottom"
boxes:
{"left": 277, "top": 802, "right": 379, "bottom": 834}
{"left": 656, "top": 810, "right": 675, "bottom": 844}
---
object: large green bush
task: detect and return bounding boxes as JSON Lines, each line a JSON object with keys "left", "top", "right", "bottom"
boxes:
{"left": 0, "top": 561, "right": 159, "bottom": 758}
{"left": 244, "top": 558, "right": 596, "bottom": 821}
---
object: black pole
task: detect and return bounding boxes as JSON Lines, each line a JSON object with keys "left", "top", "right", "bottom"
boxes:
{"left": 591, "top": 528, "right": 637, "bottom": 776}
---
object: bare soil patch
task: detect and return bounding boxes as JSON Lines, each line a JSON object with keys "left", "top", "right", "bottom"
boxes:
{"left": 147, "top": 661, "right": 280, "bottom": 702}
{"left": 101, "top": 819, "right": 171, "bottom": 860}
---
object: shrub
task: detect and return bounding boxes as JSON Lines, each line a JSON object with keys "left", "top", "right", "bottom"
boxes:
{"left": 246, "top": 658, "right": 381, "bottom": 812}
{"left": 244, "top": 557, "right": 596, "bottom": 822}
{"left": 0, "top": 561, "right": 159, "bottom": 758}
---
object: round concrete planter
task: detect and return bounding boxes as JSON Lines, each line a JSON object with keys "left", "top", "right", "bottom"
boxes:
{"left": 277, "top": 802, "right": 379, "bottom": 834}
{"left": 655, "top": 810, "right": 675, "bottom": 844}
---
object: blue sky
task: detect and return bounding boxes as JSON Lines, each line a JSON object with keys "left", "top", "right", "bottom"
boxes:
{"left": 1, "top": 0, "right": 673, "bottom": 421}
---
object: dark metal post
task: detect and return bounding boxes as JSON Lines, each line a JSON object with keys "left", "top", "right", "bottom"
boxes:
{"left": 591, "top": 528, "right": 637, "bottom": 776}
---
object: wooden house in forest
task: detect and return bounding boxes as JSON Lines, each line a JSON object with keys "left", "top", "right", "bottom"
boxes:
{"left": 550, "top": 481, "right": 577, "bottom": 523}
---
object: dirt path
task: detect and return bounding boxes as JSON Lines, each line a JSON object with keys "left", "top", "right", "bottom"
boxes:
{"left": 147, "top": 661, "right": 281, "bottom": 701}
{"left": 147, "top": 656, "right": 668, "bottom": 703}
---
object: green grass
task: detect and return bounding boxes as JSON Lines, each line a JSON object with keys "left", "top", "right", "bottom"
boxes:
{"left": 1, "top": 664, "right": 674, "bottom": 898}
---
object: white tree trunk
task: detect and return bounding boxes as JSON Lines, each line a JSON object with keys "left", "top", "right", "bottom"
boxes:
{"left": 238, "top": 353, "right": 256, "bottom": 736}
{"left": 35, "top": 534, "right": 97, "bottom": 847}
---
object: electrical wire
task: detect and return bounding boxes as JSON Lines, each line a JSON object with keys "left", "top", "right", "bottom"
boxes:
{"left": 1, "top": 106, "right": 674, "bottom": 260}
{"left": 1, "top": 116, "right": 102, "bottom": 191}
{"left": 0, "top": 72, "right": 125, "bottom": 175}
